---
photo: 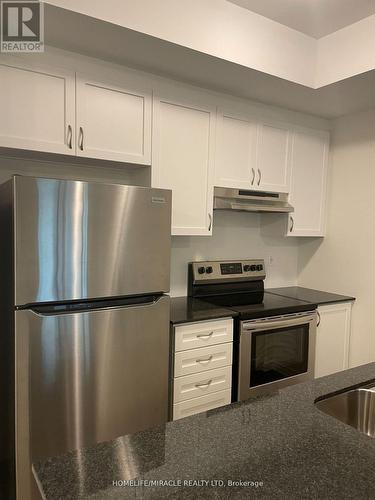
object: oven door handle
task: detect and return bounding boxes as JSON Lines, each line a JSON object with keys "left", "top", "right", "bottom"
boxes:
{"left": 242, "top": 312, "right": 316, "bottom": 332}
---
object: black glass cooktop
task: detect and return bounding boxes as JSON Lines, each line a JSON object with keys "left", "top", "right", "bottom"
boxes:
{"left": 201, "top": 291, "right": 317, "bottom": 320}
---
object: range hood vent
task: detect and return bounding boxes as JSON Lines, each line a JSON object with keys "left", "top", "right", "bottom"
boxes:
{"left": 214, "top": 187, "right": 294, "bottom": 213}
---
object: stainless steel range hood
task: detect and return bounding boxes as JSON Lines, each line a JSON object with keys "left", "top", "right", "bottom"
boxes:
{"left": 214, "top": 187, "right": 294, "bottom": 213}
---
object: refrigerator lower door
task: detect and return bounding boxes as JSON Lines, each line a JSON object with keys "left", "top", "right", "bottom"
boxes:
{"left": 15, "top": 295, "right": 170, "bottom": 500}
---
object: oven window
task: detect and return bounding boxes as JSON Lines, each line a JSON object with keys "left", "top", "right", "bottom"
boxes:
{"left": 250, "top": 324, "right": 309, "bottom": 387}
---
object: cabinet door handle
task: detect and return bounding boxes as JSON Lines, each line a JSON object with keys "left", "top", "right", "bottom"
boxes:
{"left": 197, "top": 331, "right": 214, "bottom": 339}
{"left": 251, "top": 168, "right": 255, "bottom": 186}
{"left": 317, "top": 311, "right": 321, "bottom": 328}
{"left": 67, "top": 125, "right": 73, "bottom": 149}
{"left": 196, "top": 355, "right": 213, "bottom": 364}
{"left": 195, "top": 379, "right": 213, "bottom": 388}
{"left": 79, "top": 127, "right": 84, "bottom": 151}
{"left": 290, "top": 216, "right": 294, "bottom": 232}
{"left": 208, "top": 213, "right": 212, "bottom": 232}
{"left": 257, "top": 168, "right": 261, "bottom": 186}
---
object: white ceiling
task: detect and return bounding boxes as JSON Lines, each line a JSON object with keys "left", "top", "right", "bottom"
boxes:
{"left": 228, "top": 0, "right": 375, "bottom": 38}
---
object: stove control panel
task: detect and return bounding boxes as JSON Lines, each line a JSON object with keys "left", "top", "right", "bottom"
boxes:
{"left": 189, "top": 259, "right": 266, "bottom": 283}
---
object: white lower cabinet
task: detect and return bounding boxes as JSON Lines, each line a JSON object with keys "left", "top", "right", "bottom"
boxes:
{"left": 314, "top": 302, "right": 353, "bottom": 378}
{"left": 172, "top": 318, "right": 233, "bottom": 420}
{"left": 174, "top": 343, "right": 233, "bottom": 377}
{"left": 173, "top": 390, "right": 232, "bottom": 421}
{"left": 174, "top": 318, "right": 233, "bottom": 352}
{"left": 173, "top": 366, "right": 232, "bottom": 403}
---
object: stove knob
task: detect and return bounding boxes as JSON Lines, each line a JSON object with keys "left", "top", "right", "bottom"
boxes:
{"left": 243, "top": 265, "right": 251, "bottom": 272}
{"left": 206, "top": 266, "right": 213, "bottom": 274}
{"left": 256, "top": 265, "right": 263, "bottom": 271}
{"left": 250, "top": 265, "right": 257, "bottom": 271}
{"left": 198, "top": 266, "right": 206, "bottom": 274}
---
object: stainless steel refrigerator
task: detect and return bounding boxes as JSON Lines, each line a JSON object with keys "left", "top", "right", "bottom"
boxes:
{"left": 0, "top": 176, "right": 172, "bottom": 500}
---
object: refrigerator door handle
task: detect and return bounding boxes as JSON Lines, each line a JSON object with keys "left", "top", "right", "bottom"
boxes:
{"left": 27, "top": 294, "right": 168, "bottom": 317}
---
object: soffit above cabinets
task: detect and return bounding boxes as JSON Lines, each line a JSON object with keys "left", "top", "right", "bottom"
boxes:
{"left": 43, "top": 3, "right": 375, "bottom": 119}
{"left": 228, "top": 0, "right": 375, "bottom": 39}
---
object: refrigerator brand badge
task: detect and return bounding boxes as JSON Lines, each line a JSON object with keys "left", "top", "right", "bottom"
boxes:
{"left": 152, "top": 196, "right": 166, "bottom": 204}
{"left": 1, "top": 1, "right": 44, "bottom": 52}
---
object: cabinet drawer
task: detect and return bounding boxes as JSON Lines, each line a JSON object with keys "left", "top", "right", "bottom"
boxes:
{"left": 174, "top": 343, "right": 232, "bottom": 377}
{"left": 173, "top": 366, "right": 232, "bottom": 403}
{"left": 174, "top": 318, "right": 233, "bottom": 352}
{"left": 173, "top": 389, "right": 231, "bottom": 420}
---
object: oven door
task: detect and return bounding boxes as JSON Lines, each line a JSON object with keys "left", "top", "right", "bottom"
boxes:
{"left": 238, "top": 311, "right": 316, "bottom": 401}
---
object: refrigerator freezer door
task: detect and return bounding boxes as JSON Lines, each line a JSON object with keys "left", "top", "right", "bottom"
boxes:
{"left": 15, "top": 295, "right": 170, "bottom": 498}
{"left": 13, "top": 176, "right": 171, "bottom": 306}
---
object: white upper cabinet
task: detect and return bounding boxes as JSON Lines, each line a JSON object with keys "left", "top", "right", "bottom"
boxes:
{"left": 255, "top": 121, "right": 291, "bottom": 193}
{"left": 215, "top": 109, "right": 257, "bottom": 189}
{"left": 0, "top": 53, "right": 330, "bottom": 239}
{"left": 215, "top": 107, "right": 291, "bottom": 193}
{"left": 287, "top": 128, "right": 329, "bottom": 237}
{"left": 0, "top": 59, "right": 75, "bottom": 155}
{"left": 152, "top": 87, "right": 215, "bottom": 236}
{"left": 76, "top": 73, "right": 151, "bottom": 164}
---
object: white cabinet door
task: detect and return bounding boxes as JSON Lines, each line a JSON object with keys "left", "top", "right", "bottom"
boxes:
{"left": 287, "top": 129, "right": 329, "bottom": 237}
{"left": 256, "top": 121, "right": 291, "bottom": 193}
{"left": 152, "top": 88, "right": 215, "bottom": 236}
{"left": 76, "top": 73, "right": 151, "bottom": 164}
{"left": 315, "top": 302, "right": 352, "bottom": 378}
{"left": 215, "top": 109, "right": 257, "bottom": 189}
{"left": 0, "top": 59, "right": 75, "bottom": 155}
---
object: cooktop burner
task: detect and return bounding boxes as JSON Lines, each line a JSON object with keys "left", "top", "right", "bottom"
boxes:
{"left": 188, "top": 259, "right": 318, "bottom": 320}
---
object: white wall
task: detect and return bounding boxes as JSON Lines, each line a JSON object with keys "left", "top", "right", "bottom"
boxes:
{"left": 298, "top": 108, "right": 375, "bottom": 368}
{"left": 46, "top": 0, "right": 316, "bottom": 87}
{"left": 46, "top": 0, "right": 375, "bottom": 89}
{"left": 171, "top": 210, "right": 299, "bottom": 297}
{"left": 316, "top": 14, "right": 375, "bottom": 87}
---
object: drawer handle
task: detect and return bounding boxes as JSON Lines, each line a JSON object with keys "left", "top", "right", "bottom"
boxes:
{"left": 195, "top": 379, "right": 213, "bottom": 388}
{"left": 197, "top": 331, "right": 214, "bottom": 339}
{"left": 196, "top": 355, "right": 213, "bottom": 364}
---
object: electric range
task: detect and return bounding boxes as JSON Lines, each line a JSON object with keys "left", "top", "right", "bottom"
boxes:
{"left": 188, "top": 259, "right": 317, "bottom": 400}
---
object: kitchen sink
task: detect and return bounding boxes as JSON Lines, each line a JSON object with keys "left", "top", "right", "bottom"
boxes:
{"left": 315, "top": 384, "right": 375, "bottom": 438}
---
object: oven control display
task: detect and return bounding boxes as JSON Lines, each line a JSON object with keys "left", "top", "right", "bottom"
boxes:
{"left": 220, "top": 262, "right": 243, "bottom": 275}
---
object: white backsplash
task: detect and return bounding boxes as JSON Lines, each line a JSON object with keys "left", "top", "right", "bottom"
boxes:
{"left": 170, "top": 210, "right": 299, "bottom": 297}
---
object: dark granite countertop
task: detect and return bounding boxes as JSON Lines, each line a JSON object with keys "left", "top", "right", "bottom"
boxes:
{"left": 170, "top": 287, "right": 355, "bottom": 325}
{"left": 34, "top": 362, "right": 375, "bottom": 499}
{"left": 266, "top": 286, "right": 355, "bottom": 306}
{"left": 170, "top": 296, "right": 237, "bottom": 324}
